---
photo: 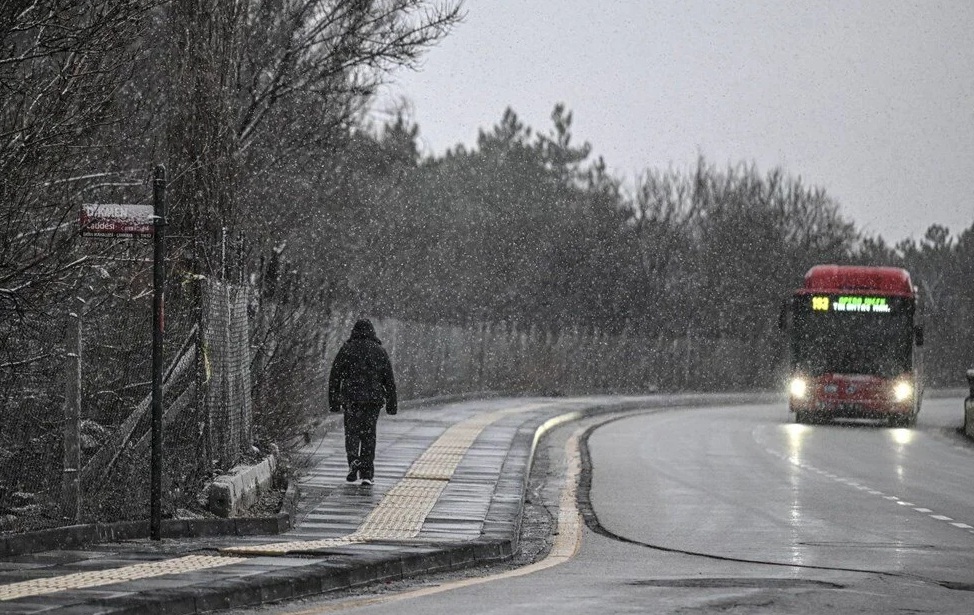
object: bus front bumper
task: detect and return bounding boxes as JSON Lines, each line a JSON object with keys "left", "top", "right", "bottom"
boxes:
{"left": 789, "top": 398, "right": 914, "bottom": 419}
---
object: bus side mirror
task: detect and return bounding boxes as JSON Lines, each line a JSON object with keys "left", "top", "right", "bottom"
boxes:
{"left": 914, "top": 324, "right": 924, "bottom": 346}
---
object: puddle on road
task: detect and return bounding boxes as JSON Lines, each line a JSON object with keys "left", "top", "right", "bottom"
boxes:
{"left": 798, "top": 541, "right": 939, "bottom": 551}
{"left": 627, "top": 578, "right": 845, "bottom": 590}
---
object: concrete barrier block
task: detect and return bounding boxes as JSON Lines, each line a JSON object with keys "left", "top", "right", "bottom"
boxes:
{"left": 207, "top": 455, "right": 277, "bottom": 518}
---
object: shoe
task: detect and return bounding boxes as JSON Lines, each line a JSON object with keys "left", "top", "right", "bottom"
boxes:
{"left": 346, "top": 462, "right": 360, "bottom": 483}
{"left": 360, "top": 478, "right": 373, "bottom": 486}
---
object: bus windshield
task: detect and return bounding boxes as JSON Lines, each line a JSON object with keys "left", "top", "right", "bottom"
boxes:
{"left": 791, "top": 295, "right": 914, "bottom": 378}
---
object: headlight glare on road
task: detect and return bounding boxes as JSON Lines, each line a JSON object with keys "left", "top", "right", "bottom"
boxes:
{"left": 893, "top": 381, "right": 913, "bottom": 402}
{"left": 789, "top": 377, "right": 807, "bottom": 399}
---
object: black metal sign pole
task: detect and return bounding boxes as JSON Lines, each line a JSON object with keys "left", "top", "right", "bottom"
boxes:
{"left": 151, "top": 165, "right": 167, "bottom": 540}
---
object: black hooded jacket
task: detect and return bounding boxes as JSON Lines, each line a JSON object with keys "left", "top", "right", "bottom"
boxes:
{"left": 328, "top": 319, "right": 397, "bottom": 414}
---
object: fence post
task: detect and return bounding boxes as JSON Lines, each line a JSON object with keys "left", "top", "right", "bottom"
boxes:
{"left": 61, "top": 296, "right": 83, "bottom": 522}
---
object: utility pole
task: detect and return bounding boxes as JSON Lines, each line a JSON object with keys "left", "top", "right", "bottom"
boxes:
{"left": 151, "top": 165, "right": 167, "bottom": 540}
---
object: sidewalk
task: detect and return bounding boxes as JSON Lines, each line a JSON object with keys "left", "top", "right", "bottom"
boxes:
{"left": 0, "top": 393, "right": 783, "bottom": 614}
{"left": 0, "top": 397, "right": 606, "bottom": 614}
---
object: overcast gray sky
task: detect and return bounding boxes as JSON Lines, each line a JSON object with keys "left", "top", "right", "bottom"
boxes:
{"left": 381, "top": 0, "right": 974, "bottom": 243}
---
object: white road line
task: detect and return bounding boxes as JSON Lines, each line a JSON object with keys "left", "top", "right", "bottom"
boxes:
{"left": 755, "top": 425, "right": 974, "bottom": 537}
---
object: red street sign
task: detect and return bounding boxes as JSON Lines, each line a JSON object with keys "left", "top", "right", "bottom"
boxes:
{"left": 81, "top": 204, "right": 154, "bottom": 236}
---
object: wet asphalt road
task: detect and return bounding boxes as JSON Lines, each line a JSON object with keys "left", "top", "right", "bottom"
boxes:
{"left": 587, "top": 395, "right": 974, "bottom": 613}
{"left": 256, "top": 394, "right": 974, "bottom": 614}
{"left": 594, "top": 397, "right": 974, "bottom": 579}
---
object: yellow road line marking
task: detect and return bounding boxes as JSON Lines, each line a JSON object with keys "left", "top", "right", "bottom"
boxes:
{"left": 278, "top": 421, "right": 588, "bottom": 614}
{"left": 0, "top": 555, "right": 247, "bottom": 602}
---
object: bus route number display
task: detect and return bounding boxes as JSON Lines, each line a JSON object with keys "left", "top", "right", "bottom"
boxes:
{"left": 810, "top": 295, "right": 891, "bottom": 313}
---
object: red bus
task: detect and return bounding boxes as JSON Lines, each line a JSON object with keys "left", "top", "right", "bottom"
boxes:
{"left": 781, "top": 265, "right": 924, "bottom": 426}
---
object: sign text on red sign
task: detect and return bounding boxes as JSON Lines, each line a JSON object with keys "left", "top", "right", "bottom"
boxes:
{"left": 80, "top": 204, "right": 154, "bottom": 236}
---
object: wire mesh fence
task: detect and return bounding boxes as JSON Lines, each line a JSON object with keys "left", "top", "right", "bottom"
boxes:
{"left": 0, "top": 313, "right": 67, "bottom": 532}
{"left": 367, "top": 318, "right": 776, "bottom": 399}
{"left": 0, "top": 240, "right": 168, "bottom": 530}
{"left": 201, "top": 280, "right": 252, "bottom": 468}
{"left": 0, "top": 250, "right": 253, "bottom": 532}
{"left": 1, "top": 241, "right": 778, "bottom": 537}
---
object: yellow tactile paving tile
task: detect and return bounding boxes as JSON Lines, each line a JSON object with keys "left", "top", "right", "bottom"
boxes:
{"left": 0, "top": 402, "right": 553, "bottom": 602}
{"left": 0, "top": 555, "right": 247, "bottom": 602}
{"left": 223, "top": 403, "right": 550, "bottom": 556}
{"left": 357, "top": 479, "right": 445, "bottom": 533}
{"left": 0, "top": 402, "right": 556, "bottom": 603}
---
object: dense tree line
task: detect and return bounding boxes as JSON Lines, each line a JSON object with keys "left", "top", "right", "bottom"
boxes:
{"left": 2, "top": 1, "right": 972, "bottom": 479}
{"left": 287, "top": 105, "right": 971, "bottom": 389}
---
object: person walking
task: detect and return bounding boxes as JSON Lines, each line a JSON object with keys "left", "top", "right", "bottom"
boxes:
{"left": 328, "top": 318, "right": 398, "bottom": 486}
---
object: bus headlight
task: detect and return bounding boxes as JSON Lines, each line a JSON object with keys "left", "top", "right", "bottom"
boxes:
{"left": 893, "top": 381, "right": 913, "bottom": 402}
{"left": 789, "top": 377, "right": 808, "bottom": 399}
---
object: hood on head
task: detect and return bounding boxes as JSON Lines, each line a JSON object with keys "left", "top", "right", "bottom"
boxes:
{"left": 351, "top": 318, "right": 377, "bottom": 340}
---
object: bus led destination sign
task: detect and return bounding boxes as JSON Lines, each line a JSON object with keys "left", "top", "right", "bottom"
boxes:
{"left": 811, "top": 295, "right": 890, "bottom": 313}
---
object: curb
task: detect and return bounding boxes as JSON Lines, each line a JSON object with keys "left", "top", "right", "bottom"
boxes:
{"left": 0, "top": 514, "right": 292, "bottom": 559}
{"left": 97, "top": 539, "right": 516, "bottom": 614}
{"left": 91, "top": 392, "right": 781, "bottom": 614}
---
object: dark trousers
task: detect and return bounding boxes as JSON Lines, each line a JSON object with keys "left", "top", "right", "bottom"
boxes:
{"left": 344, "top": 401, "right": 382, "bottom": 479}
